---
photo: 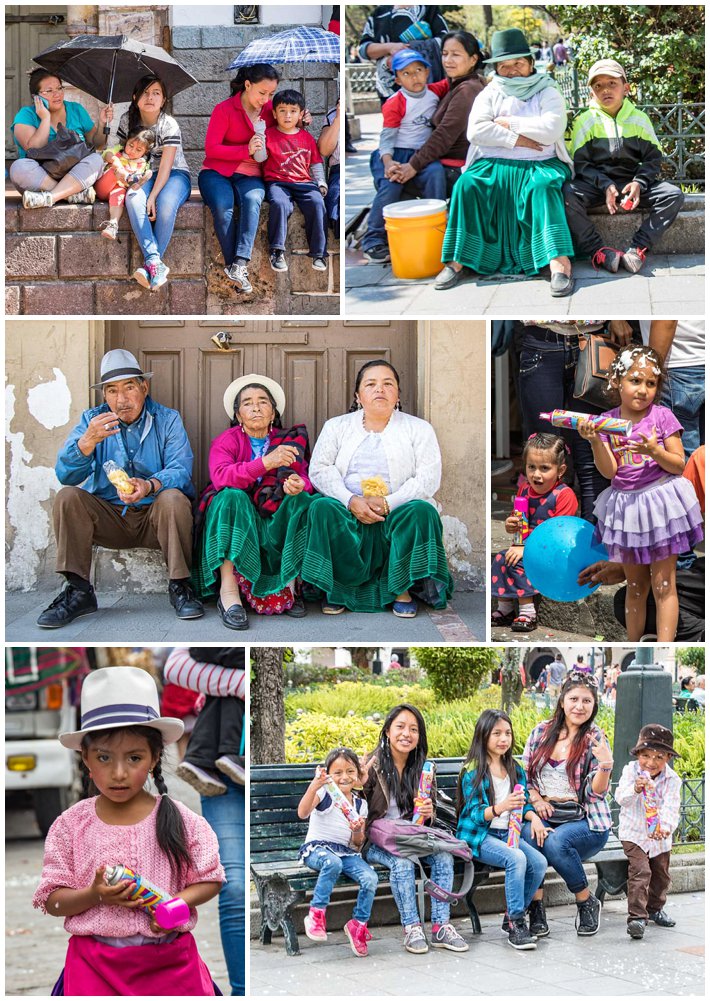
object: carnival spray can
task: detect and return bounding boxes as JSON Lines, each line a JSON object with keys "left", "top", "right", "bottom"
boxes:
{"left": 539, "top": 409, "right": 633, "bottom": 436}
{"left": 316, "top": 767, "right": 360, "bottom": 824}
{"left": 506, "top": 784, "right": 525, "bottom": 848}
{"left": 104, "top": 864, "right": 190, "bottom": 929}
{"left": 639, "top": 771, "right": 661, "bottom": 836}
{"left": 413, "top": 760, "right": 435, "bottom": 825}
{"left": 513, "top": 497, "right": 529, "bottom": 546}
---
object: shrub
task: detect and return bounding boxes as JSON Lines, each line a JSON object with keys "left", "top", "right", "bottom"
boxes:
{"left": 285, "top": 712, "right": 381, "bottom": 763}
{"left": 285, "top": 681, "right": 438, "bottom": 721}
{"left": 414, "top": 647, "right": 502, "bottom": 701}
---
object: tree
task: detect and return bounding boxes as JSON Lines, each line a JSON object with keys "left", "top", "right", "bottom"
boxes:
{"left": 500, "top": 648, "right": 523, "bottom": 712}
{"left": 414, "top": 647, "right": 500, "bottom": 701}
{"left": 251, "top": 647, "right": 288, "bottom": 764}
{"left": 676, "top": 648, "right": 705, "bottom": 673}
{"left": 349, "top": 647, "right": 377, "bottom": 671}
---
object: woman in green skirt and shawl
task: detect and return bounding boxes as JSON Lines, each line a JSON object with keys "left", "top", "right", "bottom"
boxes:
{"left": 303, "top": 360, "right": 454, "bottom": 618}
{"left": 435, "top": 28, "right": 575, "bottom": 297}
{"left": 192, "top": 374, "right": 313, "bottom": 630}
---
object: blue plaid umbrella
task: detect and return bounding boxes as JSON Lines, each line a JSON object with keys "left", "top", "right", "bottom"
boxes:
{"left": 226, "top": 26, "right": 340, "bottom": 70}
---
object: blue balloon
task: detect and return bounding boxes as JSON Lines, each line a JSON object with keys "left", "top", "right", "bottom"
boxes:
{"left": 524, "top": 516, "right": 609, "bottom": 603}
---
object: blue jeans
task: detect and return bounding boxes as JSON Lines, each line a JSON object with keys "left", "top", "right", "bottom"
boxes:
{"left": 304, "top": 847, "right": 378, "bottom": 922}
{"left": 265, "top": 181, "right": 327, "bottom": 258}
{"left": 474, "top": 826, "right": 547, "bottom": 917}
{"left": 521, "top": 818, "right": 609, "bottom": 894}
{"left": 362, "top": 147, "right": 447, "bottom": 251}
{"left": 324, "top": 164, "right": 340, "bottom": 231}
{"left": 201, "top": 781, "right": 245, "bottom": 996}
{"left": 518, "top": 325, "right": 609, "bottom": 521}
{"left": 661, "top": 365, "right": 705, "bottom": 458}
{"left": 199, "top": 169, "right": 266, "bottom": 265}
{"left": 125, "top": 169, "right": 191, "bottom": 265}
{"left": 365, "top": 842, "right": 453, "bottom": 926}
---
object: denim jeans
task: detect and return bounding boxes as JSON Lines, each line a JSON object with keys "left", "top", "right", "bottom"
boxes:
{"left": 201, "top": 780, "right": 245, "bottom": 995}
{"left": 198, "top": 169, "right": 266, "bottom": 265}
{"left": 125, "top": 168, "right": 191, "bottom": 265}
{"left": 362, "top": 147, "right": 447, "bottom": 250}
{"left": 518, "top": 325, "right": 610, "bottom": 521}
{"left": 661, "top": 365, "right": 705, "bottom": 458}
{"left": 265, "top": 181, "right": 327, "bottom": 258}
{"left": 521, "top": 817, "right": 609, "bottom": 894}
{"left": 474, "top": 826, "right": 547, "bottom": 917}
{"left": 304, "top": 846, "right": 379, "bottom": 922}
{"left": 365, "top": 842, "right": 453, "bottom": 926}
{"left": 324, "top": 163, "right": 340, "bottom": 230}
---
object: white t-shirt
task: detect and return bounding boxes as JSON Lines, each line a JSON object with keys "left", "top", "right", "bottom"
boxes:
{"left": 343, "top": 435, "right": 391, "bottom": 496}
{"left": 300, "top": 786, "right": 368, "bottom": 859}
{"left": 639, "top": 318, "right": 705, "bottom": 368}
{"left": 490, "top": 773, "right": 511, "bottom": 830}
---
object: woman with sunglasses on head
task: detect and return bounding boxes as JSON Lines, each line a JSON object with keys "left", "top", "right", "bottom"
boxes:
{"left": 520, "top": 671, "right": 613, "bottom": 939}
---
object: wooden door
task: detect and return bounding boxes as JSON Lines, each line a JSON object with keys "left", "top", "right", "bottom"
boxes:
{"left": 108, "top": 319, "right": 417, "bottom": 489}
{"left": 5, "top": 6, "right": 69, "bottom": 159}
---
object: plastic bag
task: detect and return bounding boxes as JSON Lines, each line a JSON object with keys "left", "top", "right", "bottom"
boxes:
{"left": 26, "top": 123, "right": 95, "bottom": 180}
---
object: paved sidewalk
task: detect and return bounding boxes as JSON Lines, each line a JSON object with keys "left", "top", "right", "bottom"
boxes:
{"left": 250, "top": 892, "right": 705, "bottom": 996}
{"left": 6, "top": 589, "right": 486, "bottom": 643}
{"left": 344, "top": 114, "right": 705, "bottom": 316}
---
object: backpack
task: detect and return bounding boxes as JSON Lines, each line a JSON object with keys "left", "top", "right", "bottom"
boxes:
{"left": 368, "top": 818, "right": 474, "bottom": 904}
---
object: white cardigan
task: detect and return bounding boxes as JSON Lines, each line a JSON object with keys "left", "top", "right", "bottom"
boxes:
{"left": 465, "top": 80, "right": 573, "bottom": 169}
{"left": 309, "top": 409, "right": 442, "bottom": 512}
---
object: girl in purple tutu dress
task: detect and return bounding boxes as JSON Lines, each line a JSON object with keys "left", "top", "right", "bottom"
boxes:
{"left": 580, "top": 345, "right": 703, "bottom": 641}
{"left": 492, "top": 432, "right": 578, "bottom": 632}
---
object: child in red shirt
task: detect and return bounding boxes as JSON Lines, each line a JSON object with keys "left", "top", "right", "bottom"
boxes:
{"left": 264, "top": 89, "right": 328, "bottom": 272}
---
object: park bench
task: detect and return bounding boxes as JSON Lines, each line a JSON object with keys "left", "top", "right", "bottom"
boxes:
{"left": 251, "top": 757, "right": 629, "bottom": 955}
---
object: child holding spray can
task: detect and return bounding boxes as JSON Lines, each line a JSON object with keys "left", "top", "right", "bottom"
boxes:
{"left": 491, "top": 432, "right": 578, "bottom": 632}
{"left": 456, "top": 710, "right": 549, "bottom": 950}
{"left": 614, "top": 724, "right": 681, "bottom": 940}
{"left": 297, "top": 748, "right": 378, "bottom": 957}
{"left": 32, "top": 667, "right": 225, "bottom": 996}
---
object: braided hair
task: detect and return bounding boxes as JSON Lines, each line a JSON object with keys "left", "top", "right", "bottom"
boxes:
{"left": 80, "top": 725, "right": 191, "bottom": 878}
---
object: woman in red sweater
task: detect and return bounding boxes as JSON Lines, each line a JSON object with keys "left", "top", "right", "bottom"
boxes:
{"left": 198, "top": 64, "right": 279, "bottom": 295}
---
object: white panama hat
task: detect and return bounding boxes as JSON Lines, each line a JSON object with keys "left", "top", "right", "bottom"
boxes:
{"left": 223, "top": 373, "right": 286, "bottom": 420}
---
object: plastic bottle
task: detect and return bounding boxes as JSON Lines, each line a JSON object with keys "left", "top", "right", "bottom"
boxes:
{"left": 252, "top": 118, "right": 267, "bottom": 163}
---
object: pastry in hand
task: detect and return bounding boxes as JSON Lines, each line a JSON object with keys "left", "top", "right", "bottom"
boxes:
{"left": 360, "top": 476, "right": 389, "bottom": 497}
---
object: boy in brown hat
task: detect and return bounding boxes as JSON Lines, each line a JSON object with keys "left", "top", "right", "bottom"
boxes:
{"left": 614, "top": 724, "right": 681, "bottom": 939}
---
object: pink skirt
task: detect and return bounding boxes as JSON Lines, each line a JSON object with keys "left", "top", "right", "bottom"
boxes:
{"left": 56, "top": 933, "right": 218, "bottom": 996}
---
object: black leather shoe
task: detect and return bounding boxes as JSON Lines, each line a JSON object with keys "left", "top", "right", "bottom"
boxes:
{"left": 217, "top": 597, "right": 248, "bottom": 630}
{"left": 285, "top": 596, "right": 307, "bottom": 618}
{"left": 37, "top": 584, "right": 97, "bottom": 628}
{"left": 648, "top": 909, "right": 676, "bottom": 927}
{"left": 168, "top": 581, "right": 204, "bottom": 619}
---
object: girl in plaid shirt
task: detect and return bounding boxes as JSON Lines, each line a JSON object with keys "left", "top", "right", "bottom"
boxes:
{"left": 521, "top": 672, "right": 613, "bottom": 938}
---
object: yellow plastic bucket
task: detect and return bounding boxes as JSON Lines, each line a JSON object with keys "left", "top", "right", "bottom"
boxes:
{"left": 383, "top": 199, "right": 448, "bottom": 279}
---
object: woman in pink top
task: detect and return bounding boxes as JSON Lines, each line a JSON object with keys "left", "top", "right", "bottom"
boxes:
{"left": 33, "top": 666, "right": 225, "bottom": 996}
{"left": 199, "top": 63, "right": 279, "bottom": 295}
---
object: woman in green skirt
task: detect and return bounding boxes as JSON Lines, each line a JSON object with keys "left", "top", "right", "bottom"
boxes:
{"left": 192, "top": 373, "right": 313, "bottom": 630}
{"left": 435, "top": 28, "right": 575, "bottom": 297}
{"left": 304, "top": 360, "right": 453, "bottom": 618}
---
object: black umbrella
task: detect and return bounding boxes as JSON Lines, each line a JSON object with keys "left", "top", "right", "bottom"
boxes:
{"left": 33, "top": 34, "right": 198, "bottom": 133}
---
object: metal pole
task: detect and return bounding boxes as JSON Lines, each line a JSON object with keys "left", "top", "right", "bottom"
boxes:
{"left": 612, "top": 646, "right": 672, "bottom": 784}
{"left": 104, "top": 48, "right": 118, "bottom": 135}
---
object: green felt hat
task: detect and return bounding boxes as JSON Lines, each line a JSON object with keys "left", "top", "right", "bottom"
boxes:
{"left": 484, "top": 28, "right": 535, "bottom": 64}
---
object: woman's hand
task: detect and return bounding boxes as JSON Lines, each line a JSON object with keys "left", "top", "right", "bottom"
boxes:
{"left": 530, "top": 795, "right": 555, "bottom": 819}
{"left": 348, "top": 496, "right": 385, "bottom": 524}
{"left": 263, "top": 445, "right": 299, "bottom": 470}
{"left": 99, "top": 103, "right": 114, "bottom": 127}
{"left": 414, "top": 796, "right": 434, "bottom": 820}
{"left": 504, "top": 545, "right": 524, "bottom": 567}
{"left": 514, "top": 134, "right": 544, "bottom": 151}
{"left": 577, "top": 418, "right": 599, "bottom": 442}
{"left": 146, "top": 192, "right": 157, "bottom": 221}
{"left": 248, "top": 133, "right": 264, "bottom": 157}
{"left": 500, "top": 787, "right": 526, "bottom": 813}
{"left": 608, "top": 320, "right": 634, "bottom": 346}
{"left": 282, "top": 473, "right": 305, "bottom": 495}
{"left": 366, "top": 497, "right": 388, "bottom": 517}
{"left": 529, "top": 814, "right": 552, "bottom": 847}
{"left": 590, "top": 735, "right": 613, "bottom": 768}
{"left": 33, "top": 94, "right": 52, "bottom": 122}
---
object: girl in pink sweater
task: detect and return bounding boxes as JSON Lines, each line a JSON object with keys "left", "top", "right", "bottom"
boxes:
{"left": 33, "top": 667, "right": 225, "bottom": 996}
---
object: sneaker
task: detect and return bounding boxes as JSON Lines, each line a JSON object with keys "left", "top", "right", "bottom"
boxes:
{"left": 431, "top": 923, "right": 469, "bottom": 952}
{"left": 363, "top": 245, "right": 390, "bottom": 264}
{"left": 627, "top": 919, "right": 646, "bottom": 939}
{"left": 575, "top": 893, "right": 601, "bottom": 936}
{"left": 527, "top": 899, "right": 549, "bottom": 938}
{"left": 304, "top": 907, "right": 328, "bottom": 942}
{"left": 312, "top": 256, "right": 327, "bottom": 271}
{"left": 37, "top": 583, "right": 97, "bottom": 628}
{"left": 147, "top": 260, "right": 170, "bottom": 291}
{"left": 591, "top": 246, "right": 623, "bottom": 273}
{"left": 100, "top": 219, "right": 119, "bottom": 240}
{"left": 403, "top": 922, "right": 428, "bottom": 954}
{"left": 344, "top": 918, "right": 372, "bottom": 957}
{"left": 270, "top": 249, "right": 288, "bottom": 272}
{"left": 224, "top": 262, "right": 253, "bottom": 292}
{"left": 133, "top": 267, "right": 150, "bottom": 289}
{"left": 66, "top": 187, "right": 96, "bottom": 205}
{"left": 22, "top": 190, "right": 53, "bottom": 209}
{"left": 508, "top": 915, "right": 537, "bottom": 950}
{"left": 168, "top": 580, "right": 204, "bottom": 619}
{"left": 621, "top": 246, "right": 648, "bottom": 274}
{"left": 175, "top": 761, "right": 227, "bottom": 796}
{"left": 648, "top": 908, "right": 676, "bottom": 927}
{"left": 215, "top": 754, "right": 245, "bottom": 786}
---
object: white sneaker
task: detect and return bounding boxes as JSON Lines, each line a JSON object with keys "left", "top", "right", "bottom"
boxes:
{"left": 224, "top": 262, "right": 253, "bottom": 293}
{"left": 100, "top": 219, "right": 119, "bottom": 240}
{"left": 22, "top": 190, "right": 53, "bottom": 209}
{"left": 66, "top": 187, "right": 96, "bottom": 205}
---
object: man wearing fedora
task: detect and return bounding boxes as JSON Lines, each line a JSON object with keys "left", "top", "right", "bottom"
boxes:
{"left": 38, "top": 349, "right": 203, "bottom": 627}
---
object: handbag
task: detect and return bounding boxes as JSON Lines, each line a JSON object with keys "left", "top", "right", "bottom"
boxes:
{"left": 26, "top": 123, "right": 95, "bottom": 180}
{"left": 368, "top": 818, "right": 474, "bottom": 904}
{"left": 573, "top": 332, "right": 620, "bottom": 410}
{"left": 545, "top": 799, "right": 586, "bottom": 826}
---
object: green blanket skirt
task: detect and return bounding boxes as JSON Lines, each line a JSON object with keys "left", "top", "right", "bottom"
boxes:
{"left": 192, "top": 487, "right": 313, "bottom": 599}
{"left": 441, "top": 156, "right": 573, "bottom": 275}
{"left": 300, "top": 497, "right": 453, "bottom": 612}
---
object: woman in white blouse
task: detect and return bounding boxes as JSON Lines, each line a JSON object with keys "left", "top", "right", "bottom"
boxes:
{"left": 304, "top": 360, "right": 453, "bottom": 618}
{"left": 435, "top": 28, "right": 575, "bottom": 297}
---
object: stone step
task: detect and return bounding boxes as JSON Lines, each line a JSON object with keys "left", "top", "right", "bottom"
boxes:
{"left": 91, "top": 547, "right": 169, "bottom": 593}
{"left": 588, "top": 193, "right": 704, "bottom": 254}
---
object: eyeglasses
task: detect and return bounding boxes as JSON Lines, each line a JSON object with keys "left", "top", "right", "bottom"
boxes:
{"left": 39, "top": 86, "right": 65, "bottom": 96}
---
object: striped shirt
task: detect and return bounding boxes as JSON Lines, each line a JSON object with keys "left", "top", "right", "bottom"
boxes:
{"left": 615, "top": 761, "right": 681, "bottom": 858}
{"left": 522, "top": 721, "right": 613, "bottom": 832}
{"left": 116, "top": 110, "right": 190, "bottom": 173}
{"left": 163, "top": 648, "right": 245, "bottom": 698}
